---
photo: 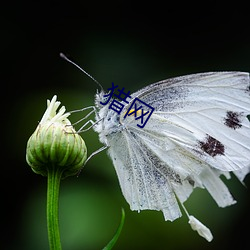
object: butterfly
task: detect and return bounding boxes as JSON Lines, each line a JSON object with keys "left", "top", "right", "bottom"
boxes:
{"left": 61, "top": 55, "right": 250, "bottom": 241}
{"left": 92, "top": 72, "right": 250, "bottom": 241}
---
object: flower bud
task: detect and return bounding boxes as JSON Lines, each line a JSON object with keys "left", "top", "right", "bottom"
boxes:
{"left": 26, "top": 95, "right": 87, "bottom": 178}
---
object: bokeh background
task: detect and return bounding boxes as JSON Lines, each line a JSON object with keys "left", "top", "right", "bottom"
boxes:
{"left": 2, "top": 1, "right": 250, "bottom": 250}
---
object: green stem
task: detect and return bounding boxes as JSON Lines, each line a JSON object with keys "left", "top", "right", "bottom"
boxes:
{"left": 103, "top": 208, "right": 125, "bottom": 250}
{"left": 47, "top": 165, "right": 63, "bottom": 250}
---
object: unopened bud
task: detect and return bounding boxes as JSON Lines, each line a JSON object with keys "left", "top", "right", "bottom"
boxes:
{"left": 26, "top": 95, "right": 87, "bottom": 178}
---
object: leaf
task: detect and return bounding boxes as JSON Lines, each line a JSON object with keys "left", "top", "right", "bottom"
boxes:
{"left": 102, "top": 208, "right": 125, "bottom": 250}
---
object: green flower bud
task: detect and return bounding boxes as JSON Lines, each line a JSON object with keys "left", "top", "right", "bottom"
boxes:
{"left": 26, "top": 95, "right": 87, "bottom": 178}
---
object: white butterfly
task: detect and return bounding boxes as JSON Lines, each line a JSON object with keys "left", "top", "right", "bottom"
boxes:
{"left": 89, "top": 72, "right": 250, "bottom": 241}
{"left": 60, "top": 53, "right": 250, "bottom": 242}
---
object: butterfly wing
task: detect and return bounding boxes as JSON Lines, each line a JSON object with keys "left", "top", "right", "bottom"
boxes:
{"left": 106, "top": 72, "right": 250, "bottom": 221}
{"left": 122, "top": 72, "right": 250, "bottom": 173}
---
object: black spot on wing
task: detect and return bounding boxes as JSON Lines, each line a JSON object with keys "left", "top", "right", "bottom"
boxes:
{"left": 199, "top": 135, "right": 225, "bottom": 157}
{"left": 224, "top": 111, "right": 243, "bottom": 130}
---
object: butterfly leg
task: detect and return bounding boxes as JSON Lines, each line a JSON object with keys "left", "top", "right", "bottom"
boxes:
{"left": 70, "top": 106, "right": 96, "bottom": 126}
{"left": 77, "top": 145, "right": 108, "bottom": 176}
{"left": 77, "top": 119, "right": 95, "bottom": 132}
{"left": 85, "top": 145, "right": 108, "bottom": 165}
{"left": 68, "top": 106, "right": 102, "bottom": 132}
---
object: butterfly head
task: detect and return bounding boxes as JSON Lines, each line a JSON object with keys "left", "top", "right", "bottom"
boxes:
{"left": 95, "top": 90, "right": 109, "bottom": 109}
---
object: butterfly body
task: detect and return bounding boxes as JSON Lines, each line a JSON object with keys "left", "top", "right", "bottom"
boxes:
{"left": 94, "top": 93, "right": 123, "bottom": 144}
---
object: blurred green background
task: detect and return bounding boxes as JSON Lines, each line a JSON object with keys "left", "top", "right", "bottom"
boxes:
{"left": 2, "top": 1, "right": 250, "bottom": 250}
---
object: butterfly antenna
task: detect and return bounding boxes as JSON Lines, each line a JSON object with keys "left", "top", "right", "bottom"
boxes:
{"left": 60, "top": 53, "right": 104, "bottom": 92}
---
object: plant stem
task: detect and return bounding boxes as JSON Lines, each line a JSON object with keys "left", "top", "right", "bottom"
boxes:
{"left": 102, "top": 208, "right": 125, "bottom": 250}
{"left": 47, "top": 165, "right": 63, "bottom": 250}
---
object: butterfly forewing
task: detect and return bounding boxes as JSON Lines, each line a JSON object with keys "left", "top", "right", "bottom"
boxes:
{"left": 122, "top": 72, "right": 250, "bottom": 172}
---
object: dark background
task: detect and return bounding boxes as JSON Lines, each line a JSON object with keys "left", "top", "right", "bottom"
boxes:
{"left": 2, "top": 1, "right": 250, "bottom": 250}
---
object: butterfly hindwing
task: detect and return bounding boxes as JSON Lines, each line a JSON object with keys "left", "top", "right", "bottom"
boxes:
{"left": 107, "top": 128, "right": 183, "bottom": 221}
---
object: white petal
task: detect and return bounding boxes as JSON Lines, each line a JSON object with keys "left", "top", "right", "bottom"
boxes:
{"left": 188, "top": 215, "right": 213, "bottom": 242}
{"left": 40, "top": 95, "right": 58, "bottom": 123}
{"left": 40, "top": 95, "right": 71, "bottom": 125}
